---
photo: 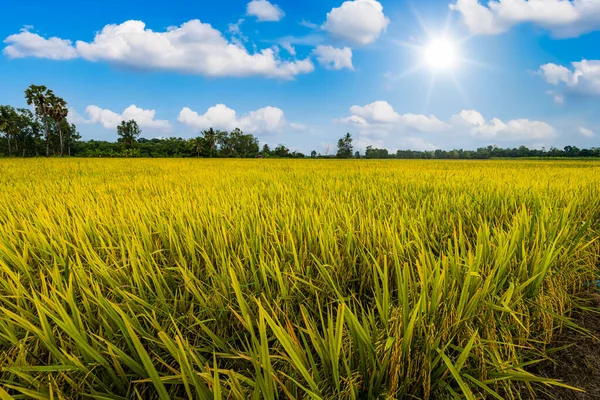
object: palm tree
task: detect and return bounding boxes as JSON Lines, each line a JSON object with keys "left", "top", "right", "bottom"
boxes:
{"left": 48, "top": 94, "right": 69, "bottom": 156}
{"left": 190, "top": 136, "right": 204, "bottom": 157}
{"left": 25, "top": 85, "right": 54, "bottom": 157}
{"left": 202, "top": 128, "right": 217, "bottom": 158}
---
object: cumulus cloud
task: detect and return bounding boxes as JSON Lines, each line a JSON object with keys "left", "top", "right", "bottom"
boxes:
{"left": 247, "top": 0, "right": 285, "bottom": 22}
{"left": 539, "top": 60, "right": 600, "bottom": 96}
{"left": 338, "top": 101, "right": 556, "bottom": 141}
{"left": 313, "top": 45, "right": 354, "bottom": 70}
{"left": 72, "top": 105, "right": 171, "bottom": 132}
{"left": 178, "top": 104, "right": 304, "bottom": 135}
{"left": 3, "top": 27, "right": 78, "bottom": 60}
{"left": 322, "top": 0, "right": 390, "bottom": 45}
{"left": 450, "top": 110, "right": 555, "bottom": 140}
{"left": 3, "top": 20, "right": 314, "bottom": 79}
{"left": 339, "top": 101, "right": 446, "bottom": 134}
{"left": 450, "top": 0, "right": 600, "bottom": 37}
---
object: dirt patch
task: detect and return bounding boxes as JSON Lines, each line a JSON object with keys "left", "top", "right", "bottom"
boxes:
{"left": 530, "top": 294, "right": 600, "bottom": 399}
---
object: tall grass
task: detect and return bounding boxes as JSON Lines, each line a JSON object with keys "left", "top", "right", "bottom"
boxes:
{"left": 0, "top": 159, "right": 598, "bottom": 399}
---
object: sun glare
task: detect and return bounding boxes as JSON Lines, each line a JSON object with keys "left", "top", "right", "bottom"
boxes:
{"left": 391, "top": 9, "right": 488, "bottom": 109}
{"left": 424, "top": 38, "right": 457, "bottom": 71}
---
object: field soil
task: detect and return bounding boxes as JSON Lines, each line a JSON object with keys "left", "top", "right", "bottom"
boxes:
{"left": 530, "top": 294, "right": 600, "bottom": 400}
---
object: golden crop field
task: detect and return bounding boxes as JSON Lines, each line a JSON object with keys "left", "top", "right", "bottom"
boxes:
{"left": 0, "top": 159, "right": 599, "bottom": 399}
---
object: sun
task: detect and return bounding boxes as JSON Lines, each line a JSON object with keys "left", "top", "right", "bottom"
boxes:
{"left": 424, "top": 37, "right": 458, "bottom": 71}
{"left": 390, "top": 9, "right": 488, "bottom": 110}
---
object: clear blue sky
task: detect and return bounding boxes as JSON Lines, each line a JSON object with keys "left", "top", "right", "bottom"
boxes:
{"left": 1, "top": 0, "right": 599, "bottom": 152}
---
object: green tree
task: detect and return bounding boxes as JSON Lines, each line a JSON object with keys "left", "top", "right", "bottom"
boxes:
{"left": 273, "top": 144, "right": 290, "bottom": 158}
{"left": 116, "top": 120, "right": 141, "bottom": 153}
{"left": 262, "top": 144, "right": 271, "bottom": 157}
{"left": 202, "top": 128, "right": 218, "bottom": 157}
{"left": 48, "top": 94, "right": 69, "bottom": 156}
{"left": 13, "top": 108, "right": 42, "bottom": 156}
{"left": 25, "top": 84, "right": 54, "bottom": 157}
{"left": 336, "top": 132, "right": 353, "bottom": 158}
{"left": 190, "top": 136, "right": 205, "bottom": 157}
{"left": 216, "top": 130, "right": 231, "bottom": 157}
{"left": 228, "top": 128, "right": 259, "bottom": 158}
{"left": 61, "top": 120, "right": 81, "bottom": 156}
{"left": 0, "top": 105, "right": 19, "bottom": 156}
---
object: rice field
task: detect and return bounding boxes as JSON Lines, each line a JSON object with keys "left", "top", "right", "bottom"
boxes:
{"left": 0, "top": 159, "right": 598, "bottom": 399}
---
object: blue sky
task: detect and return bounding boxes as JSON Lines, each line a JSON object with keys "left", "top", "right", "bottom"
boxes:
{"left": 1, "top": 0, "right": 599, "bottom": 152}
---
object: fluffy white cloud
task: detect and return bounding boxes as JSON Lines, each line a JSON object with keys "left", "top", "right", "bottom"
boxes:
{"left": 450, "top": 0, "right": 600, "bottom": 37}
{"left": 340, "top": 101, "right": 445, "bottom": 134}
{"left": 3, "top": 20, "right": 313, "bottom": 79}
{"left": 77, "top": 20, "right": 313, "bottom": 79}
{"left": 178, "top": 104, "right": 305, "bottom": 135}
{"left": 3, "top": 27, "right": 78, "bottom": 60}
{"left": 313, "top": 45, "right": 353, "bottom": 70}
{"left": 76, "top": 105, "right": 171, "bottom": 131}
{"left": 539, "top": 60, "right": 600, "bottom": 96}
{"left": 322, "top": 0, "right": 390, "bottom": 45}
{"left": 338, "top": 101, "right": 556, "bottom": 141}
{"left": 579, "top": 126, "right": 595, "bottom": 137}
{"left": 247, "top": 0, "right": 285, "bottom": 22}
{"left": 451, "top": 110, "right": 555, "bottom": 140}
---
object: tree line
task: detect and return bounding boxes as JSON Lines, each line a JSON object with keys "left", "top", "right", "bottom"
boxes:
{"left": 362, "top": 145, "right": 600, "bottom": 159}
{"left": 81, "top": 124, "right": 306, "bottom": 158}
{"left": 1, "top": 85, "right": 599, "bottom": 159}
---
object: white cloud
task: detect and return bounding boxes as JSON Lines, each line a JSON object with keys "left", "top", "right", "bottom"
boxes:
{"left": 247, "top": 0, "right": 285, "bottom": 22}
{"left": 322, "top": 0, "right": 390, "bottom": 45}
{"left": 3, "top": 27, "right": 78, "bottom": 60}
{"left": 450, "top": 0, "right": 600, "bottom": 37}
{"left": 227, "top": 19, "right": 247, "bottom": 45}
{"left": 300, "top": 20, "right": 320, "bottom": 29}
{"left": 341, "top": 101, "right": 446, "bottom": 133}
{"left": 313, "top": 45, "right": 354, "bottom": 70}
{"left": 3, "top": 20, "right": 313, "bottom": 80}
{"left": 178, "top": 104, "right": 305, "bottom": 135}
{"left": 579, "top": 126, "right": 595, "bottom": 137}
{"left": 338, "top": 101, "right": 556, "bottom": 142}
{"left": 451, "top": 110, "right": 556, "bottom": 140}
{"left": 539, "top": 60, "right": 600, "bottom": 96}
{"left": 228, "top": 19, "right": 244, "bottom": 35}
{"left": 281, "top": 42, "right": 296, "bottom": 56}
{"left": 76, "top": 105, "right": 171, "bottom": 132}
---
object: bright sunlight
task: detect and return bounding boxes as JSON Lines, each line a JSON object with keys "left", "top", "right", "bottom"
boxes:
{"left": 424, "top": 37, "right": 458, "bottom": 70}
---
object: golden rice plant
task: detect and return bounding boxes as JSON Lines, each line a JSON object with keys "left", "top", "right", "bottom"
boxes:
{"left": 0, "top": 158, "right": 598, "bottom": 399}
